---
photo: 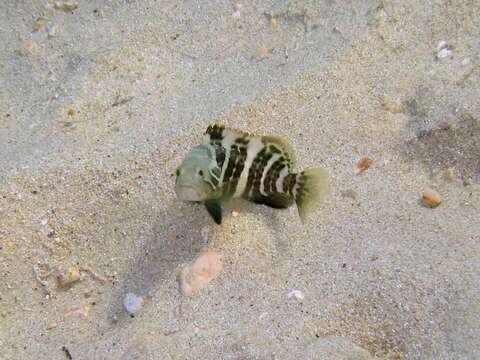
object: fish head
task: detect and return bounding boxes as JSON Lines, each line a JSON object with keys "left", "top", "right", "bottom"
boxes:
{"left": 175, "top": 145, "right": 217, "bottom": 202}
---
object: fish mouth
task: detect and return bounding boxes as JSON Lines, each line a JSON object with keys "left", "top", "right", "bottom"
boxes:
{"left": 175, "top": 184, "right": 204, "bottom": 202}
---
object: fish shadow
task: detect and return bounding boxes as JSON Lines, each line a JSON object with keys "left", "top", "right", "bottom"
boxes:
{"left": 105, "top": 199, "right": 209, "bottom": 324}
{"left": 105, "top": 196, "right": 292, "bottom": 324}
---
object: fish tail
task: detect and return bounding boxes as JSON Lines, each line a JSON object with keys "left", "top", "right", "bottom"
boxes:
{"left": 293, "top": 168, "right": 330, "bottom": 223}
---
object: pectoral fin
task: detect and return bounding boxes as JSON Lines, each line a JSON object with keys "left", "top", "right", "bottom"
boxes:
{"left": 204, "top": 199, "right": 222, "bottom": 224}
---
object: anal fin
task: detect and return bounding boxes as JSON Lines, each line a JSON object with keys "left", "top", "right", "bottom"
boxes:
{"left": 252, "top": 193, "right": 293, "bottom": 209}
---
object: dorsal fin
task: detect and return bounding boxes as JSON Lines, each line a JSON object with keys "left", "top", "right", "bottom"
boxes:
{"left": 204, "top": 124, "right": 250, "bottom": 143}
{"left": 262, "top": 135, "right": 296, "bottom": 168}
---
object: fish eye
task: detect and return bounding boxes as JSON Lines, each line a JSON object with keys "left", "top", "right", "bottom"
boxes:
{"left": 198, "top": 169, "right": 203, "bottom": 176}
{"left": 176, "top": 169, "right": 180, "bottom": 176}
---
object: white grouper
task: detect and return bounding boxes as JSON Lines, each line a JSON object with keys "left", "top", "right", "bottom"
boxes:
{"left": 175, "top": 124, "right": 330, "bottom": 224}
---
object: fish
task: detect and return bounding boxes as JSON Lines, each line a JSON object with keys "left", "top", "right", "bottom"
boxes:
{"left": 175, "top": 124, "right": 330, "bottom": 224}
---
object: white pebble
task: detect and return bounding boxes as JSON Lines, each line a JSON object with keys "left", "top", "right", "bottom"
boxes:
{"left": 200, "top": 226, "right": 209, "bottom": 242}
{"left": 287, "top": 290, "right": 304, "bottom": 300}
{"left": 436, "top": 40, "right": 447, "bottom": 51}
{"left": 232, "top": 211, "right": 239, "bottom": 217}
{"left": 437, "top": 48, "right": 452, "bottom": 59}
{"left": 123, "top": 292, "right": 143, "bottom": 315}
{"left": 232, "top": 11, "right": 241, "bottom": 19}
{"left": 40, "top": 219, "right": 48, "bottom": 226}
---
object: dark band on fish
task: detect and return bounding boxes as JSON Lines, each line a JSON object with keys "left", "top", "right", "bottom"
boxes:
{"left": 203, "top": 124, "right": 298, "bottom": 203}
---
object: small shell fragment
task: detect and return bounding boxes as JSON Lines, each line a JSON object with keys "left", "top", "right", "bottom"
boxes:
{"left": 65, "top": 303, "right": 91, "bottom": 318}
{"left": 57, "top": 266, "right": 81, "bottom": 288}
{"left": 422, "top": 188, "right": 442, "bottom": 208}
{"left": 55, "top": 1, "right": 78, "bottom": 11}
{"left": 32, "top": 22, "right": 44, "bottom": 31}
{"left": 436, "top": 41, "right": 452, "bottom": 59}
{"left": 270, "top": 18, "right": 278, "bottom": 29}
{"left": 356, "top": 157, "right": 373, "bottom": 175}
{"left": 287, "top": 290, "right": 304, "bottom": 301}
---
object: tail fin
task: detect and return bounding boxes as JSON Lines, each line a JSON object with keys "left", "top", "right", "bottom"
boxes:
{"left": 293, "top": 168, "right": 330, "bottom": 223}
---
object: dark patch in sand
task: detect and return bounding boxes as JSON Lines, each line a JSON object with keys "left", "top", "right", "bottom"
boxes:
{"left": 403, "top": 112, "right": 479, "bottom": 182}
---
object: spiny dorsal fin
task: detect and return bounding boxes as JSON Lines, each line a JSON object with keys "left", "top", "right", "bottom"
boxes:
{"left": 205, "top": 124, "right": 250, "bottom": 139}
{"left": 262, "top": 135, "right": 296, "bottom": 168}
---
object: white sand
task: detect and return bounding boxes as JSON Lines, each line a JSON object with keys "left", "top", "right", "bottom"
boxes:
{"left": 0, "top": 1, "right": 479, "bottom": 359}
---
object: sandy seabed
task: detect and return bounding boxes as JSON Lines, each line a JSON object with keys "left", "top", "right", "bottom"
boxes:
{"left": 0, "top": 1, "right": 479, "bottom": 359}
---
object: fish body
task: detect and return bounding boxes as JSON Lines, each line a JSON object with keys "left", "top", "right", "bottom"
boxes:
{"left": 175, "top": 124, "right": 329, "bottom": 224}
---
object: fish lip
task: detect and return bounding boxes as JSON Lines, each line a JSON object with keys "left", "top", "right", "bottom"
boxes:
{"left": 175, "top": 184, "right": 203, "bottom": 201}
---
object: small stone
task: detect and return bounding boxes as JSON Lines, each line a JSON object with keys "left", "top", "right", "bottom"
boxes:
{"left": 40, "top": 219, "right": 48, "bottom": 226}
{"left": 436, "top": 41, "right": 452, "bottom": 59}
{"left": 32, "top": 22, "right": 44, "bottom": 31}
{"left": 437, "top": 48, "right": 452, "bottom": 59}
{"left": 232, "top": 11, "right": 241, "bottom": 19}
{"left": 47, "top": 322, "right": 57, "bottom": 330}
{"left": 463, "top": 179, "right": 472, "bottom": 187}
{"left": 436, "top": 41, "right": 447, "bottom": 51}
{"left": 270, "top": 18, "right": 278, "bottom": 29}
{"left": 123, "top": 292, "right": 143, "bottom": 315}
{"left": 66, "top": 108, "right": 76, "bottom": 116}
{"left": 380, "top": 95, "right": 403, "bottom": 113}
{"left": 55, "top": 1, "right": 78, "bottom": 11}
{"left": 287, "top": 290, "right": 304, "bottom": 301}
{"left": 422, "top": 188, "right": 442, "bottom": 208}
{"left": 179, "top": 251, "right": 222, "bottom": 297}
{"left": 231, "top": 211, "right": 239, "bottom": 217}
{"left": 356, "top": 157, "right": 373, "bottom": 175}
{"left": 57, "top": 266, "right": 81, "bottom": 288}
